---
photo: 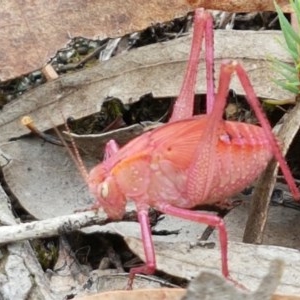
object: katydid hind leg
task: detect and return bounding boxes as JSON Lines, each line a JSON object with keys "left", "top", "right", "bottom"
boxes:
{"left": 170, "top": 9, "right": 208, "bottom": 122}
{"left": 186, "top": 61, "right": 299, "bottom": 201}
{"left": 204, "top": 11, "right": 215, "bottom": 114}
{"left": 157, "top": 204, "right": 230, "bottom": 279}
{"left": 235, "top": 62, "right": 300, "bottom": 200}
{"left": 127, "top": 208, "right": 156, "bottom": 289}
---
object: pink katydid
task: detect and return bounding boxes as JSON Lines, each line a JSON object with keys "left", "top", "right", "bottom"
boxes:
{"left": 73, "top": 9, "right": 300, "bottom": 288}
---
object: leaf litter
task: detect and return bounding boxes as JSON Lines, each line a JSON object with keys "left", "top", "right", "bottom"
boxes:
{"left": 0, "top": 0, "right": 292, "bottom": 81}
{"left": 0, "top": 7, "right": 300, "bottom": 300}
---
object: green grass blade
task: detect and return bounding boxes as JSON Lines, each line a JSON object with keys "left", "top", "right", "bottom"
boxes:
{"left": 274, "top": 79, "right": 300, "bottom": 93}
{"left": 271, "top": 59, "right": 297, "bottom": 74}
{"left": 274, "top": 1, "right": 300, "bottom": 62}
{"left": 291, "top": 0, "right": 300, "bottom": 26}
{"left": 275, "top": 2, "right": 300, "bottom": 44}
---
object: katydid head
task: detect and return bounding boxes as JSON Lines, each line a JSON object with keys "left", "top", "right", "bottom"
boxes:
{"left": 88, "top": 164, "right": 126, "bottom": 220}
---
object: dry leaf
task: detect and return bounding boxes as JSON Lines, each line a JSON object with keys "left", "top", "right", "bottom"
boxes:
{"left": 49, "top": 237, "right": 90, "bottom": 295}
{"left": 223, "top": 198, "right": 300, "bottom": 249}
{"left": 0, "top": 185, "right": 55, "bottom": 300}
{"left": 124, "top": 236, "right": 300, "bottom": 295}
{"left": 0, "top": 137, "right": 95, "bottom": 219}
{"left": 0, "top": 30, "right": 292, "bottom": 144}
{"left": 74, "top": 261, "right": 300, "bottom": 300}
{"left": 0, "top": 0, "right": 192, "bottom": 81}
{"left": 0, "top": 1, "right": 291, "bottom": 81}
{"left": 182, "top": 259, "right": 284, "bottom": 300}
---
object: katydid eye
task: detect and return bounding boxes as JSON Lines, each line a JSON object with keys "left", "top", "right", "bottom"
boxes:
{"left": 99, "top": 182, "right": 109, "bottom": 198}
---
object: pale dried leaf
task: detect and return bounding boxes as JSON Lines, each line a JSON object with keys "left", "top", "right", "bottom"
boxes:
{"left": 152, "top": 213, "right": 214, "bottom": 243}
{"left": 182, "top": 260, "right": 284, "bottom": 300}
{"left": 49, "top": 237, "right": 90, "bottom": 295}
{"left": 76, "top": 273, "right": 164, "bottom": 295}
{"left": 0, "top": 0, "right": 191, "bottom": 80}
{"left": 0, "top": 31, "right": 292, "bottom": 144}
{"left": 124, "top": 237, "right": 300, "bottom": 295}
{"left": 0, "top": 252, "right": 32, "bottom": 299}
{"left": 0, "top": 137, "right": 95, "bottom": 219}
{"left": 0, "top": 185, "right": 55, "bottom": 300}
{"left": 74, "top": 264, "right": 300, "bottom": 300}
{"left": 54, "top": 246, "right": 169, "bottom": 297}
{"left": 223, "top": 197, "right": 300, "bottom": 249}
{"left": 1, "top": 0, "right": 290, "bottom": 81}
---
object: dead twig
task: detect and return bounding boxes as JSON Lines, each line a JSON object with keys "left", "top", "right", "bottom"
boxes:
{"left": 0, "top": 210, "right": 107, "bottom": 244}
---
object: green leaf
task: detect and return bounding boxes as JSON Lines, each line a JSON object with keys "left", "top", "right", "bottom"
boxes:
{"left": 272, "top": 1, "right": 300, "bottom": 94}
{"left": 274, "top": 1, "right": 300, "bottom": 62}
{"left": 274, "top": 79, "right": 299, "bottom": 94}
{"left": 276, "top": 72, "right": 298, "bottom": 84}
{"left": 286, "top": 46, "right": 299, "bottom": 61}
{"left": 275, "top": 1, "right": 300, "bottom": 44}
{"left": 273, "top": 35, "right": 298, "bottom": 61}
{"left": 271, "top": 59, "right": 297, "bottom": 74}
{"left": 291, "top": 0, "right": 300, "bottom": 27}
{"left": 273, "top": 67, "right": 297, "bottom": 80}
{"left": 271, "top": 64, "right": 298, "bottom": 82}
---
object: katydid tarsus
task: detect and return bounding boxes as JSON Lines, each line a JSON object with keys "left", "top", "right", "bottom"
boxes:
{"left": 70, "top": 9, "right": 300, "bottom": 288}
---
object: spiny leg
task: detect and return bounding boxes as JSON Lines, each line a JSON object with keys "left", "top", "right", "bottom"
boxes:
{"left": 234, "top": 62, "right": 300, "bottom": 200}
{"left": 170, "top": 9, "right": 215, "bottom": 122}
{"left": 186, "top": 61, "right": 300, "bottom": 201}
{"left": 204, "top": 9, "right": 215, "bottom": 114}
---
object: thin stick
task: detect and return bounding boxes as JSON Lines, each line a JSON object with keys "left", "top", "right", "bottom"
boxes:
{"left": 0, "top": 211, "right": 106, "bottom": 244}
{"left": 21, "top": 116, "right": 64, "bottom": 146}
